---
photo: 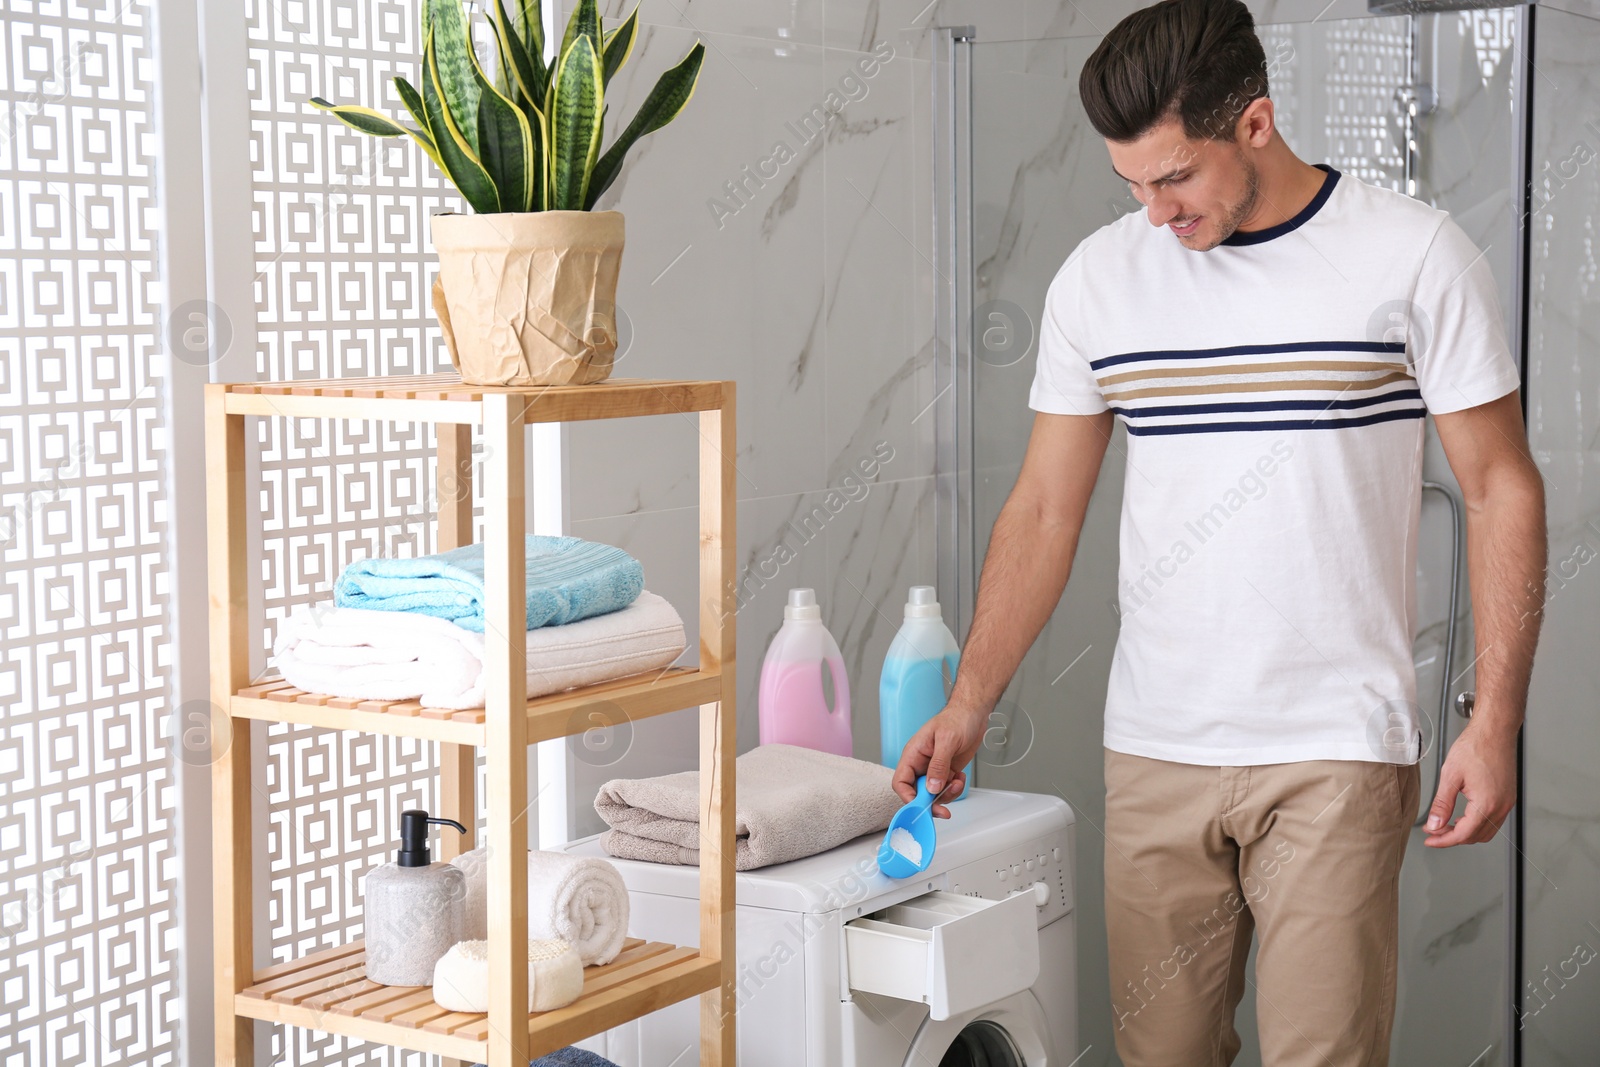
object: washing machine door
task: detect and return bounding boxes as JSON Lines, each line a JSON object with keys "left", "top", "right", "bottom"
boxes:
{"left": 903, "top": 990, "right": 1054, "bottom": 1067}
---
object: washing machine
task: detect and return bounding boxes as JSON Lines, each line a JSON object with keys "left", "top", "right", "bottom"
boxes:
{"left": 555, "top": 787, "right": 1076, "bottom": 1066}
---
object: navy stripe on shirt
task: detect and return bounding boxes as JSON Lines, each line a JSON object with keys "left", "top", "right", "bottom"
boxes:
{"left": 1089, "top": 339, "right": 1406, "bottom": 373}
{"left": 1122, "top": 406, "right": 1425, "bottom": 437}
{"left": 1110, "top": 388, "right": 1423, "bottom": 421}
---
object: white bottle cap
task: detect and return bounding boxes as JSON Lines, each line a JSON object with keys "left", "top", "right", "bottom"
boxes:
{"left": 905, "top": 585, "right": 941, "bottom": 618}
{"left": 784, "top": 588, "right": 821, "bottom": 621}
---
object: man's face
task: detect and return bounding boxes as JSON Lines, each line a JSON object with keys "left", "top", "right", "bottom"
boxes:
{"left": 1107, "top": 116, "right": 1260, "bottom": 251}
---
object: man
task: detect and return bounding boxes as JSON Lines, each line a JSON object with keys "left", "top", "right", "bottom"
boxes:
{"left": 891, "top": 1, "right": 1547, "bottom": 1064}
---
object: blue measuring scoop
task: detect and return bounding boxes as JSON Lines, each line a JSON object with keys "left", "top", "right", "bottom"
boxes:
{"left": 877, "top": 775, "right": 940, "bottom": 879}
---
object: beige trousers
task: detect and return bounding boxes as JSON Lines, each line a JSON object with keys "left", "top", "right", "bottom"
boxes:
{"left": 1102, "top": 747, "right": 1420, "bottom": 1067}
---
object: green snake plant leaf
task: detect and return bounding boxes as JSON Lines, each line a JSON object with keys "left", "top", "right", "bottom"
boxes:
{"left": 515, "top": 0, "right": 544, "bottom": 60}
{"left": 555, "top": 0, "right": 602, "bottom": 105}
{"left": 308, "top": 97, "right": 409, "bottom": 136}
{"left": 492, "top": 21, "right": 515, "bottom": 97}
{"left": 393, "top": 76, "right": 430, "bottom": 131}
{"left": 471, "top": 56, "right": 535, "bottom": 212}
{"left": 423, "top": 31, "right": 500, "bottom": 213}
{"left": 422, "top": 0, "right": 481, "bottom": 155}
{"left": 391, "top": 77, "right": 444, "bottom": 168}
{"left": 309, "top": 95, "right": 443, "bottom": 170}
{"left": 528, "top": 97, "right": 549, "bottom": 211}
{"left": 488, "top": 1, "right": 545, "bottom": 117}
{"left": 584, "top": 40, "right": 705, "bottom": 210}
{"left": 549, "top": 33, "right": 604, "bottom": 211}
{"left": 601, "top": 5, "right": 639, "bottom": 87}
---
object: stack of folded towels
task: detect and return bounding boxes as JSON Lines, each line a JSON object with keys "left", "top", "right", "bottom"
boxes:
{"left": 271, "top": 535, "right": 687, "bottom": 708}
{"left": 595, "top": 743, "right": 906, "bottom": 870}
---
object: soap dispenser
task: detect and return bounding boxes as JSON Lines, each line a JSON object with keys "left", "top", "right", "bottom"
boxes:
{"left": 364, "top": 809, "right": 468, "bottom": 985}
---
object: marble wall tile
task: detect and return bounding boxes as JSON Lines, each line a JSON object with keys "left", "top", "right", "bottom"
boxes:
{"left": 1024, "top": 0, "right": 1377, "bottom": 42}
{"left": 1543, "top": 0, "right": 1600, "bottom": 24}
{"left": 820, "top": 44, "right": 939, "bottom": 489}
{"left": 567, "top": 24, "right": 830, "bottom": 521}
{"left": 595, "top": 0, "right": 826, "bottom": 46}
{"left": 822, "top": 0, "right": 1027, "bottom": 59}
{"left": 821, "top": 471, "right": 940, "bottom": 760}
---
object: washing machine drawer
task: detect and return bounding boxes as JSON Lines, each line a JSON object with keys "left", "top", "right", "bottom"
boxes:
{"left": 844, "top": 888, "right": 1041, "bottom": 1021}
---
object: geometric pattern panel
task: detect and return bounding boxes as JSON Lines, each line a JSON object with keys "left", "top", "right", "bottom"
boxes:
{"left": 245, "top": 0, "right": 479, "bottom": 1063}
{"left": 1464, "top": 8, "right": 1515, "bottom": 82}
{"left": 1254, "top": 18, "right": 1408, "bottom": 194}
{"left": 0, "top": 1, "right": 180, "bottom": 1064}
{"left": 1321, "top": 20, "right": 1408, "bottom": 191}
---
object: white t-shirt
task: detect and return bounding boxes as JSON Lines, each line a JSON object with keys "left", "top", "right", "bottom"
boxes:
{"left": 1028, "top": 164, "right": 1521, "bottom": 766}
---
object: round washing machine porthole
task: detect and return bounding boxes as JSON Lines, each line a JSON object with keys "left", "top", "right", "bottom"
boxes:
{"left": 903, "top": 989, "right": 1054, "bottom": 1066}
{"left": 936, "top": 1019, "right": 1026, "bottom": 1067}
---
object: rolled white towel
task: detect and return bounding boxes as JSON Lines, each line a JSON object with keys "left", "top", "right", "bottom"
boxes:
{"left": 431, "top": 938, "right": 583, "bottom": 1013}
{"left": 450, "top": 847, "right": 630, "bottom": 967}
{"left": 528, "top": 849, "right": 630, "bottom": 966}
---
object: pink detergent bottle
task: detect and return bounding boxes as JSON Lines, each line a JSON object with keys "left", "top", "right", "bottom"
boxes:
{"left": 758, "top": 589, "right": 853, "bottom": 757}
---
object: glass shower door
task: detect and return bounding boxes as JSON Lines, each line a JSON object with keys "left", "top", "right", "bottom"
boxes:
{"left": 1520, "top": 5, "right": 1600, "bottom": 1062}
{"left": 963, "top": 12, "right": 1522, "bottom": 1064}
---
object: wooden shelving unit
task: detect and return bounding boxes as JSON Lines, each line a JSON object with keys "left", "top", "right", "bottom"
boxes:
{"left": 205, "top": 373, "right": 737, "bottom": 1066}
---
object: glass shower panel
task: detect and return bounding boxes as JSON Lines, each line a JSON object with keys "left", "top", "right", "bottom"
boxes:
{"left": 968, "top": 11, "right": 1519, "bottom": 1064}
{"left": 1521, "top": 5, "right": 1600, "bottom": 1062}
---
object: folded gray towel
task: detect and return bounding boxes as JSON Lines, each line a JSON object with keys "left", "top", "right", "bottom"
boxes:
{"left": 594, "top": 743, "right": 904, "bottom": 870}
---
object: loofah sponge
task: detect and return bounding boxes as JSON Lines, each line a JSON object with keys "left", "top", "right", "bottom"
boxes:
{"left": 431, "top": 938, "right": 584, "bottom": 1013}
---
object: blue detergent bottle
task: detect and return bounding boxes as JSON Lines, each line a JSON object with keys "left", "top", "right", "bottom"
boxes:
{"left": 879, "top": 586, "right": 971, "bottom": 801}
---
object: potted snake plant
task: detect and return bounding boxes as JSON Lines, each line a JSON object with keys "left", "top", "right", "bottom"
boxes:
{"left": 309, "top": 0, "right": 704, "bottom": 386}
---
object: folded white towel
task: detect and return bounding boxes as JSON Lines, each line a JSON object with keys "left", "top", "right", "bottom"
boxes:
{"left": 451, "top": 847, "right": 630, "bottom": 967}
{"left": 270, "top": 590, "right": 686, "bottom": 709}
{"left": 595, "top": 743, "right": 905, "bottom": 871}
{"left": 431, "top": 938, "right": 583, "bottom": 1013}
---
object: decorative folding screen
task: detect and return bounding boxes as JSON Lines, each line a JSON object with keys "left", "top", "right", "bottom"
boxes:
{"left": 245, "top": 1, "right": 483, "bottom": 1063}
{"left": 0, "top": 0, "right": 181, "bottom": 1063}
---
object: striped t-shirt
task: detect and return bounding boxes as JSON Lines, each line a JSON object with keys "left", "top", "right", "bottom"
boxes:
{"left": 1029, "top": 163, "right": 1520, "bottom": 766}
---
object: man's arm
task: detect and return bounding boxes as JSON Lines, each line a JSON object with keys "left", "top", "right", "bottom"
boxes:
{"left": 891, "top": 409, "right": 1114, "bottom": 815}
{"left": 1425, "top": 389, "right": 1546, "bottom": 847}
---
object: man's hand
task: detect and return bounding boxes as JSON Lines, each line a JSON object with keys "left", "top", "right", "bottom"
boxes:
{"left": 892, "top": 705, "right": 988, "bottom": 819}
{"left": 1423, "top": 718, "right": 1519, "bottom": 847}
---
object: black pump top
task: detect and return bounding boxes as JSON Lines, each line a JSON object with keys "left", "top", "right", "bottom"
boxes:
{"left": 396, "top": 809, "right": 468, "bottom": 868}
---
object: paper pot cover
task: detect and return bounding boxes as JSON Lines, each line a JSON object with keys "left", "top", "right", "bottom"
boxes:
{"left": 430, "top": 210, "right": 624, "bottom": 387}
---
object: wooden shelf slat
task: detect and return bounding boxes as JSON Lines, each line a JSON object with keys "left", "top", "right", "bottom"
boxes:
{"left": 233, "top": 938, "right": 716, "bottom": 1061}
{"left": 229, "top": 665, "right": 720, "bottom": 747}
{"left": 220, "top": 374, "right": 725, "bottom": 424}
{"left": 363, "top": 987, "right": 439, "bottom": 1023}
{"left": 250, "top": 941, "right": 363, "bottom": 983}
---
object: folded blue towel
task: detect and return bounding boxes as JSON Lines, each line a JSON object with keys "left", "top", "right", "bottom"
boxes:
{"left": 332, "top": 535, "right": 644, "bottom": 633}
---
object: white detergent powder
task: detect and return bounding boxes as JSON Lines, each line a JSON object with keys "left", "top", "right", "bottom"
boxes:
{"left": 889, "top": 827, "right": 923, "bottom": 865}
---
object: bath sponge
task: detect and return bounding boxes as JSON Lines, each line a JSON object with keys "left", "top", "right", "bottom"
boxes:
{"left": 431, "top": 938, "right": 584, "bottom": 1013}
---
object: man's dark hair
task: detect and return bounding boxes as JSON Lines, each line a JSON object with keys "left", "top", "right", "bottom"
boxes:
{"left": 1079, "top": 0, "right": 1269, "bottom": 145}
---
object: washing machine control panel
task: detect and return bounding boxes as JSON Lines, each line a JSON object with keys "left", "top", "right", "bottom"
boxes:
{"left": 941, "top": 826, "right": 1073, "bottom": 927}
